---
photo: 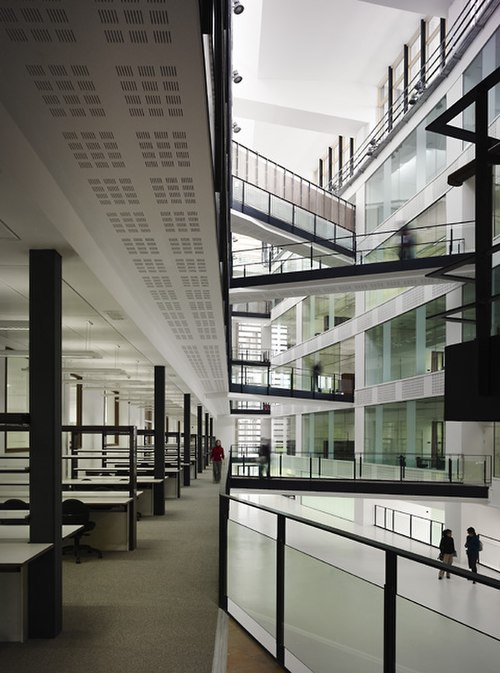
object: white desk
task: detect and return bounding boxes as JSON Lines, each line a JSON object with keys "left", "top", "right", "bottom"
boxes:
{"left": 63, "top": 477, "right": 162, "bottom": 516}
{"left": 0, "top": 524, "right": 82, "bottom": 541}
{"left": 0, "top": 541, "right": 53, "bottom": 642}
{"left": 0, "top": 525, "right": 83, "bottom": 643}
{"left": 0, "top": 490, "right": 139, "bottom": 552}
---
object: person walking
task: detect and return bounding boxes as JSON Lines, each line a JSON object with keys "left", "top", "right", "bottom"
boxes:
{"left": 210, "top": 439, "right": 225, "bottom": 483}
{"left": 465, "top": 526, "right": 481, "bottom": 582}
{"left": 258, "top": 439, "right": 271, "bottom": 479}
{"left": 438, "top": 528, "right": 456, "bottom": 579}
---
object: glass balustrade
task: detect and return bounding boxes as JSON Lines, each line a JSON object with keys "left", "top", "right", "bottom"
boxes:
{"left": 229, "top": 451, "right": 491, "bottom": 486}
{"left": 231, "top": 219, "right": 474, "bottom": 279}
{"left": 222, "top": 495, "right": 500, "bottom": 673}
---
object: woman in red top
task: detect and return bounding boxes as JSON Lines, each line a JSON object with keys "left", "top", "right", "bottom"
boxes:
{"left": 210, "top": 439, "right": 225, "bottom": 483}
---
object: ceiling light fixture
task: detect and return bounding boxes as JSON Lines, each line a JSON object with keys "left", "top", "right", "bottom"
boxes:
{"left": 232, "top": 70, "right": 243, "bottom": 84}
{"left": 232, "top": 122, "right": 241, "bottom": 133}
{"left": 0, "top": 350, "right": 103, "bottom": 359}
{"left": 233, "top": 1, "right": 244, "bottom": 14}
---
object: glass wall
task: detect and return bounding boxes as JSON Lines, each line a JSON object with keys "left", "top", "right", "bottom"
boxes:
{"left": 271, "top": 305, "right": 296, "bottom": 352}
{"left": 302, "top": 408, "right": 354, "bottom": 457}
{"left": 301, "top": 293, "right": 355, "bottom": 341}
{"left": 364, "top": 196, "right": 448, "bottom": 264}
{"left": 495, "top": 423, "right": 500, "bottom": 478}
{"left": 365, "top": 99, "right": 446, "bottom": 231}
{"left": 365, "top": 297, "right": 445, "bottom": 385}
{"left": 364, "top": 398, "right": 444, "bottom": 463}
{"left": 463, "top": 25, "right": 500, "bottom": 131}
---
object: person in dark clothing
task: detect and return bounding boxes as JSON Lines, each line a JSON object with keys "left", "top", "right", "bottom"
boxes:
{"left": 258, "top": 439, "right": 271, "bottom": 479}
{"left": 312, "top": 362, "right": 322, "bottom": 392}
{"left": 438, "top": 528, "right": 456, "bottom": 579}
{"left": 398, "top": 224, "right": 415, "bottom": 260}
{"left": 465, "top": 526, "right": 481, "bottom": 582}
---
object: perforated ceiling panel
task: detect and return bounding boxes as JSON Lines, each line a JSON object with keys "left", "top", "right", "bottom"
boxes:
{"left": 0, "top": 0, "right": 228, "bottom": 406}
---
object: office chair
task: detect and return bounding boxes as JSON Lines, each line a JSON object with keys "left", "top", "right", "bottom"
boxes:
{"left": 62, "top": 499, "right": 103, "bottom": 564}
{"left": 2, "top": 498, "right": 29, "bottom": 509}
{"left": 0, "top": 498, "right": 29, "bottom": 524}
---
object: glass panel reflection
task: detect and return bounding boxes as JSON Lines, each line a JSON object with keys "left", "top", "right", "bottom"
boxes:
{"left": 227, "top": 519, "right": 276, "bottom": 637}
{"left": 285, "top": 546, "right": 383, "bottom": 673}
{"left": 396, "top": 595, "right": 500, "bottom": 672}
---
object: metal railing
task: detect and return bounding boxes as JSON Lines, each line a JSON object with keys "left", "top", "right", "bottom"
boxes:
{"left": 232, "top": 141, "right": 355, "bottom": 230}
{"left": 232, "top": 176, "right": 356, "bottom": 252}
{"left": 230, "top": 362, "right": 354, "bottom": 399}
{"left": 375, "top": 504, "right": 500, "bottom": 574}
{"left": 220, "top": 493, "right": 500, "bottom": 671}
{"left": 327, "top": 0, "right": 498, "bottom": 192}
{"left": 229, "top": 451, "right": 492, "bottom": 486}
{"left": 231, "top": 219, "right": 474, "bottom": 278}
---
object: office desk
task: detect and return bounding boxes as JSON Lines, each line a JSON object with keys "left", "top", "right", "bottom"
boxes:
{"left": 164, "top": 468, "right": 181, "bottom": 498}
{"left": 0, "top": 542, "right": 53, "bottom": 642}
{"left": 0, "top": 490, "right": 139, "bottom": 552}
{"left": 0, "top": 510, "right": 29, "bottom": 524}
{"left": 0, "top": 524, "right": 82, "bottom": 541}
{"left": 63, "top": 478, "right": 162, "bottom": 516}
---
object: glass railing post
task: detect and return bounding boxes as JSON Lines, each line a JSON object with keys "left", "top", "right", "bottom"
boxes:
{"left": 309, "top": 455, "right": 313, "bottom": 479}
{"left": 448, "top": 457, "right": 452, "bottom": 483}
{"left": 218, "top": 494, "right": 229, "bottom": 610}
{"left": 279, "top": 454, "right": 282, "bottom": 477}
{"left": 384, "top": 551, "right": 397, "bottom": 673}
{"left": 276, "top": 514, "right": 286, "bottom": 667}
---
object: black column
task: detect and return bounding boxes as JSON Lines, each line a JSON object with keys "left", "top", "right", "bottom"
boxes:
{"left": 420, "top": 19, "right": 426, "bottom": 87}
{"left": 183, "top": 393, "right": 191, "bottom": 486}
{"left": 328, "top": 146, "right": 333, "bottom": 187}
{"left": 28, "top": 249, "right": 62, "bottom": 638}
{"left": 475, "top": 90, "right": 493, "bottom": 395}
{"left": 205, "top": 412, "right": 210, "bottom": 468}
{"left": 318, "top": 158, "right": 323, "bottom": 187}
{"left": 387, "top": 66, "right": 393, "bottom": 132}
{"left": 197, "top": 405, "right": 203, "bottom": 473}
{"left": 440, "top": 18, "right": 446, "bottom": 70}
{"left": 153, "top": 366, "right": 165, "bottom": 514}
{"left": 403, "top": 45, "right": 409, "bottom": 113}
{"left": 337, "top": 136, "right": 343, "bottom": 187}
{"left": 209, "top": 417, "right": 213, "bottom": 451}
{"left": 384, "top": 551, "right": 397, "bottom": 673}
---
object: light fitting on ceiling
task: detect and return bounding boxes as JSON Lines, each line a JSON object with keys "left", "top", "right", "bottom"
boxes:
{"left": 232, "top": 122, "right": 241, "bottom": 133}
{"left": 0, "top": 350, "right": 102, "bottom": 359}
{"left": 233, "top": 1, "right": 244, "bottom": 14}
{"left": 232, "top": 70, "right": 243, "bottom": 84}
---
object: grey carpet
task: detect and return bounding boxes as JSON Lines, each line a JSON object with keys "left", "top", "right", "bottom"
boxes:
{"left": 0, "top": 471, "right": 221, "bottom": 673}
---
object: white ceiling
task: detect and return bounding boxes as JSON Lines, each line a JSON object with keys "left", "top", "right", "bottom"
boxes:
{"left": 0, "top": 0, "right": 456, "bottom": 422}
{"left": 231, "top": 0, "right": 453, "bottom": 177}
{"left": 0, "top": 0, "right": 226, "bottom": 418}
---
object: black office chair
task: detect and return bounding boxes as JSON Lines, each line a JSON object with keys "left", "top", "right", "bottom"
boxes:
{"left": 62, "top": 499, "right": 103, "bottom": 564}
{"left": 0, "top": 498, "right": 29, "bottom": 524}
{"left": 2, "top": 498, "right": 29, "bottom": 509}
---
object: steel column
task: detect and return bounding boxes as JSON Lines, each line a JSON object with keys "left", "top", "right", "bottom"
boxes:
{"left": 153, "top": 366, "right": 166, "bottom": 514}
{"left": 28, "top": 249, "right": 62, "bottom": 638}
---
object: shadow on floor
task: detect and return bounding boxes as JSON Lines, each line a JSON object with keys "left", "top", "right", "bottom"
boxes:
{"left": 227, "top": 617, "right": 285, "bottom": 672}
